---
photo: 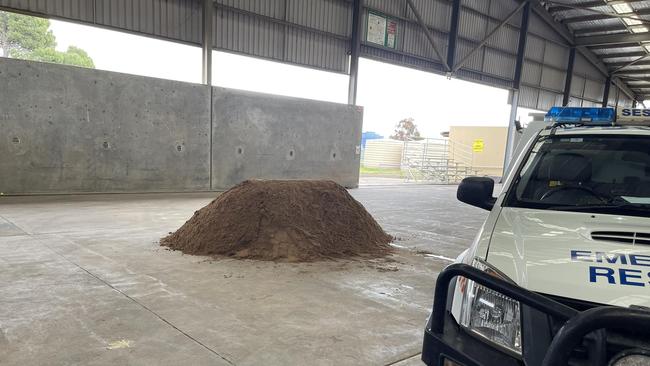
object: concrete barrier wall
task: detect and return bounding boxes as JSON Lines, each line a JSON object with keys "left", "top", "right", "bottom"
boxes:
{"left": 211, "top": 88, "right": 362, "bottom": 190}
{"left": 0, "top": 58, "right": 362, "bottom": 194}
{"left": 1, "top": 58, "right": 212, "bottom": 194}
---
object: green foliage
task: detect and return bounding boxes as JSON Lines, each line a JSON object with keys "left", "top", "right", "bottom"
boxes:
{"left": 21, "top": 46, "right": 95, "bottom": 68}
{"left": 0, "top": 11, "right": 94, "bottom": 68}
{"left": 390, "top": 118, "right": 423, "bottom": 141}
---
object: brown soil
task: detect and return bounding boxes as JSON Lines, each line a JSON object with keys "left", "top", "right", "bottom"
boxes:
{"left": 161, "top": 180, "right": 393, "bottom": 262}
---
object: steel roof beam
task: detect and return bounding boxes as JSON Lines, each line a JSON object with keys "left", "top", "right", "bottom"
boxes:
{"left": 548, "top": 1, "right": 608, "bottom": 13}
{"left": 618, "top": 75, "right": 650, "bottom": 82}
{"left": 616, "top": 70, "right": 650, "bottom": 76}
{"left": 530, "top": 1, "right": 574, "bottom": 44}
{"left": 562, "top": 7, "right": 650, "bottom": 23}
{"left": 547, "top": 0, "right": 648, "bottom": 13}
{"left": 574, "top": 25, "right": 627, "bottom": 37}
{"left": 607, "top": 59, "right": 650, "bottom": 67}
{"left": 588, "top": 42, "right": 642, "bottom": 50}
{"left": 610, "top": 54, "right": 650, "bottom": 74}
{"left": 576, "top": 32, "right": 650, "bottom": 46}
{"left": 599, "top": 51, "right": 646, "bottom": 58}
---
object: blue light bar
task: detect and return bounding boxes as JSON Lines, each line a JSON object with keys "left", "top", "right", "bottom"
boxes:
{"left": 544, "top": 107, "right": 615, "bottom": 125}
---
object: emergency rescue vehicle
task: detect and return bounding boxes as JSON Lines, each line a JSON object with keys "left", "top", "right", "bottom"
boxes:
{"left": 422, "top": 107, "right": 650, "bottom": 366}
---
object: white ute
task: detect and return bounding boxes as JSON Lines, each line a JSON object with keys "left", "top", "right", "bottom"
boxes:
{"left": 422, "top": 106, "right": 650, "bottom": 366}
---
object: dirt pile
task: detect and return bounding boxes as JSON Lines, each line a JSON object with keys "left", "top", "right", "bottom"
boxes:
{"left": 161, "top": 180, "right": 393, "bottom": 262}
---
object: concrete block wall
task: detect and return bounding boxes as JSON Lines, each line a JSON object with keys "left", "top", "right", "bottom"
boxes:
{"left": 0, "top": 58, "right": 362, "bottom": 194}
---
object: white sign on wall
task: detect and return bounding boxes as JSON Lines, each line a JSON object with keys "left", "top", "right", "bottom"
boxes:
{"left": 367, "top": 13, "right": 387, "bottom": 46}
{"left": 366, "top": 12, "right": 398, "bottom": 49}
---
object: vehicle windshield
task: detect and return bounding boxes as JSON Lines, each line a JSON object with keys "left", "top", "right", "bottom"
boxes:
{"left": 505, "top": 133, "right": 650, "bottom": 217}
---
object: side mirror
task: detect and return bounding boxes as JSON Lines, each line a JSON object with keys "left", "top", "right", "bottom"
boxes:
{"left": 457, "top": 177, "right": 496, "bottom": 211}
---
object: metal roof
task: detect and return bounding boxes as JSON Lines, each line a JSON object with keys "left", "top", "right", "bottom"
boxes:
{"left": 0, "top": 0, "right": 644, "bottom": 109}
{"left": 545, "top": 0, "right": 650, "bottom": 100}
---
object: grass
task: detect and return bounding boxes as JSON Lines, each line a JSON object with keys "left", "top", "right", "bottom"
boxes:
{"left": 359, "top": 165, "right": 405, "bottom": 177}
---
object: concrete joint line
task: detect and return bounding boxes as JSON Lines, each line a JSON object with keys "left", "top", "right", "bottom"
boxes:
{"left": 37, "top": 237, "right": 235, "bottom": 365}
{"left": 0, "top": 213, "right": 30, "bottom": 236}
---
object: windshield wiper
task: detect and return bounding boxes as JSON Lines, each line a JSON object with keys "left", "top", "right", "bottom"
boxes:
{"left": 547, "top": 202, "right": 650, "bottom": 212}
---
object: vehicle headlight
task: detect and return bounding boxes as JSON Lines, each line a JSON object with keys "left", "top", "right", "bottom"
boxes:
{"left": 458, "top": 258, "right": 522, "bottom": 355}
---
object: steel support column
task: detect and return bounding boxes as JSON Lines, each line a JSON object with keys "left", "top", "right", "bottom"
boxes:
{"left": 446, "top": 0, "right": 461, "bottom": 71}
{"left": 201, "top": 0, "right": 213, "bottom": 85}
{"left": 348, "top": 0, "right": 362, "bottom": 105}
{"left": 503, "top": 91, "right": 520, "bottom": 178}
{"left": 562, "top": 47, "right": 576, "bottom": 106}
{"left": 602, "top": 76, "right": 612, "bottom": 108}
{"left": 503, "top": 1, "right": 530, "bottom": 178}
{"left": 513, "top": 2, "right": 530, "bottom": 90}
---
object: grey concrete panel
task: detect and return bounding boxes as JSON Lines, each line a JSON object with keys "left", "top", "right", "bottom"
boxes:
{"left": 211, "top": 87, "right": 362, "bottom": 190}
{"left": 0, "top": 58, "right": 211, "bottom": 194}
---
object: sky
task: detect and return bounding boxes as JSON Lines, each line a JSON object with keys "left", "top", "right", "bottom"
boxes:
{"left": 48, "top": 19, "right": 541, "bottom": 138}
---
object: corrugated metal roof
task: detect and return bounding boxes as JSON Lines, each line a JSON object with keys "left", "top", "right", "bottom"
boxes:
{"left": 214, "top": 0, "right": 350, "bottom": 73}
{"left": 286, "top": 0, "right": 351, "bottom": 37}
{"left": 547, "top": 0, "right": 650, "bottom": 101}
{"left": 0, "top": 0, "right": 643, "bottom": 105}
{"left": 0, "top": 0, "right": 351, "bottom": 73}
{"left": 213, "top": 0, "right": 350, "bottom": 73}
{"left": 1, "top": 0, "right": 94, "bottom": 21}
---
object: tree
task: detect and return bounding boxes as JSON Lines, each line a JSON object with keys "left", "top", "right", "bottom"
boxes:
{"left": 390, "top": 118, "right": 423, "bottom": 141}
{"left": 0, "top": 11, "right": 94, "bottom": 68}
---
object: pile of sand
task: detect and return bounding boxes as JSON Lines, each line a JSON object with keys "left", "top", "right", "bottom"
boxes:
{"left": 161, "top": 180, "right": 393, "bottom": 262}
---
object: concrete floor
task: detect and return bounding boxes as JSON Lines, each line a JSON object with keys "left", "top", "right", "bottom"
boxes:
{"left": 0, "top": 185, "right": 488, "bottom": 366}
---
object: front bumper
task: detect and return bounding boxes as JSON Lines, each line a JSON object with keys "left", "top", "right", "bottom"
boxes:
{"left": 422, "top": 312, "right": 520, "bottom": 366}
{"left": 421, "top": 263, "right": 650, "bottom": 366}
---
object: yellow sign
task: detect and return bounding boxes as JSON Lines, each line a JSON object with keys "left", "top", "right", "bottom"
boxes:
{"left": 472, "top": 139, "right": 485, "bottom": 152}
